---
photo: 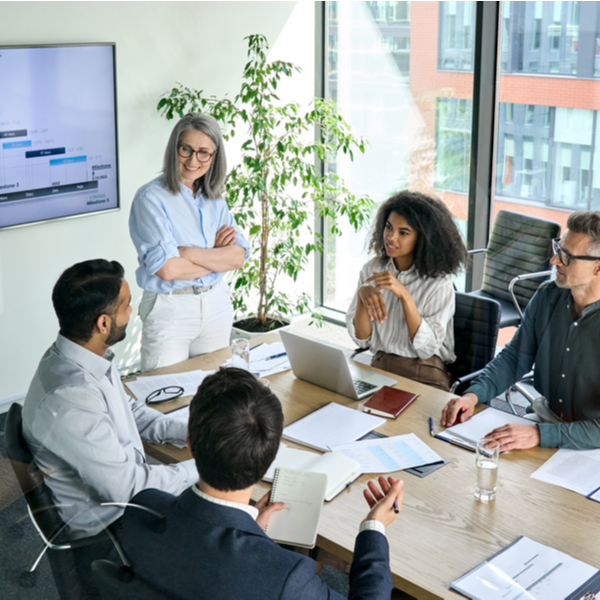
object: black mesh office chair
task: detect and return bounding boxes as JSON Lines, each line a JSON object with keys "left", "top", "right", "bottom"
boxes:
{"left": 448, "top": 292, "right": 501, "bottom": 396}
{"left": 92, "top": 559, "right": 177, "bottom": 600}
{"left": 468, "top": 210, "right": 560, "bottom": 328}
{"left": 4, "top": 403, "right": 125, "bottom": 599}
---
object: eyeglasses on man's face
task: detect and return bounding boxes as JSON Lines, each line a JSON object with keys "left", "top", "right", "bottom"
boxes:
{"left": 178, "top": 144, "right": 215, "bottom": 163}
{"left": 552, "top": 238, "right": 600, "bottom": 267}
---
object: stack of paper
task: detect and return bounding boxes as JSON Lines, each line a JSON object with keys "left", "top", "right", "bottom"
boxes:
{"left": 330, "top": 433, "right": 443, "bottom": 474}
{"left": 222, "top": 342, "right": 291, "bottom": 377}
{"left": 124, "top": 369, "right": 214, "bottom": 402}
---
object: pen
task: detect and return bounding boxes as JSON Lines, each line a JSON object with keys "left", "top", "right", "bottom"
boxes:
{"left": 393, "top": 498, "right": 399, "bottom": 514}
{"left": 254, "top": 352, "right": 287, "bottom": 362}
{"left": 429, "top": 416, "right": 434, "bottom": 437}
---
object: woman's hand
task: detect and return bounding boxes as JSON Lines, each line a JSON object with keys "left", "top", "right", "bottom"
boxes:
{"left": 365, "top": 270, "right": 408, "bottom": 300}
{"left": 358, "top": 285, "right": 387, "bottom": 324}
{"left": 214, "top": 225, "right": 237, "bottom": 248}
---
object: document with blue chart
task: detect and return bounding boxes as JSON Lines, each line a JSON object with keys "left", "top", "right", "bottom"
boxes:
{"left": 330, "top": 433, "right": 442, "bottom": 474}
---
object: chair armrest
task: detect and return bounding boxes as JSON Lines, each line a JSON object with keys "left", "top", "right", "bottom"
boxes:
{"left": 508, "top": 270, "right": 553, "bottom": 318}
{"left": 449, "top": 369, "right": 484, "bottom": 395}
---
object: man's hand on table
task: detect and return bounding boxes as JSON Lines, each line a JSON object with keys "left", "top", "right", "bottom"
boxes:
{"left": 441, "top": 393, "right": 478, "bottom": 427}
{"left": 484, "top": 423, "right": 540, "bottom": 451}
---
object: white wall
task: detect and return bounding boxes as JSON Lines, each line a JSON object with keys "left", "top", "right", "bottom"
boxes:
{"left": 0, "top": 1, "right": 315, "bottom": 405}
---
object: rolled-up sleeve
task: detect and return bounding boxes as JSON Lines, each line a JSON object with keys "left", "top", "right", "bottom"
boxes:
{"left": 410, "top": 278, "right": 455, "bottom": 359}
{"left": 129, "top": 192, "right": 180, "bottom": 276}
{"left": 226, "top": 208, "right": 250, "bottom": 261}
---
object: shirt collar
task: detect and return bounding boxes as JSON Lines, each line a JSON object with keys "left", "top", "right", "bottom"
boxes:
{"left": 581, "top": 295, "right": 600, "bottom": 317}
{"left": 55, "top": 333, "right": 114, "bottom": 381}
{"left": 192, "top": 485, "right": 259, "bottom": 521}
{"left": 385, "top": 257, "right": 417, "bottom": 279}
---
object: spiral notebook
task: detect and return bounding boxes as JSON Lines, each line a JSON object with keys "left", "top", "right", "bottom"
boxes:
{"left": 436, "top": 407, "right": 535, "bottom": 452}
{"left": 264, "top": 467, "right": 327, "bottom": 548}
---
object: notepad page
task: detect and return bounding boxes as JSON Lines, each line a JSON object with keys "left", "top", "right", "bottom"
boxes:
{"left": 437, "top": 407, "right": 534, "bottom": 449}
{"left": 265, "top": 468, "right": 327, "bottom": 548}
{"left": 282, "top": 402, "right": 386, "bottom": 452}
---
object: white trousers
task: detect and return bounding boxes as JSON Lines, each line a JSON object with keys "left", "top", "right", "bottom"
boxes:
{"left": 139, "top": 279, "right": 233, "bottom": 373}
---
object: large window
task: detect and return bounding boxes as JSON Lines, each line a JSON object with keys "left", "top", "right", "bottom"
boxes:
{"left": 321, "top": 1, "right": 600, "bottom": 323}
{"left": 323, "top": 1, "right": 474, "bottom": 313}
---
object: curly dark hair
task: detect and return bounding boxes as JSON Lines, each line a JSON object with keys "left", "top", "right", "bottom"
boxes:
{"left": 368, "top": 190, "right": 467, "bottom": 278}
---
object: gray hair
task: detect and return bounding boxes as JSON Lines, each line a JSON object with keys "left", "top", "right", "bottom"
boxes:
{"left": 567, "top": 211, "right": 600, "bottom": 255}
{"left": 162, "top": 113, "right": 227, "bottom": 199}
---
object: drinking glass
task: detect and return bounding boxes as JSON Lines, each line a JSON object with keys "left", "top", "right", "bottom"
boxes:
{"left": 231, "top": 338, "right": 250, "bottom": 370}
{"left": 475, "top": 438, "right": 500, "bottom": 502}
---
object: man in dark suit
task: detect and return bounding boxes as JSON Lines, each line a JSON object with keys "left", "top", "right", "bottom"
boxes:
{"left": 121, "top": 367, "right": 403, "bottom": 599}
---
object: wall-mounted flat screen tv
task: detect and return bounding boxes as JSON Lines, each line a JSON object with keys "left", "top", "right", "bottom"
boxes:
{"left": 0, "top": 43, "right": 119, "bottom": 231}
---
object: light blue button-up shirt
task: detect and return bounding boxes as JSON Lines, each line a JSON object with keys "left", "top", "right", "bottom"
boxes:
{"left": 129, "top": 176, "right": 250, "bottom": 294}
{"left": 22, "top": 334, "right": 198, "bottom": 538}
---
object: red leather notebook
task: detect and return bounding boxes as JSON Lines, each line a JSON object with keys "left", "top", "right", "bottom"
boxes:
{"left": 361, "top": 386, "right": 419, "bottom": 419}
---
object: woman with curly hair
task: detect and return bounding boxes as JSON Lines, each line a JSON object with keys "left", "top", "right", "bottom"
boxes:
{"left": 346, "top": 190, "right": 467, "bottom": 390}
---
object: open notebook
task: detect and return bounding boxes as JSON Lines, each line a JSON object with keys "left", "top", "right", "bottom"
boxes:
{"left": 264, "top": 447, "right": 361, "bottom": 502}
{"left": 264, "top": 468, "right": 327, "bottom": 548}
{"left": 436, "top": 407, "right": 536, "bottom": 452}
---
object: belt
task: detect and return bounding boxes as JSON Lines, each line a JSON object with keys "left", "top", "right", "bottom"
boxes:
{"left": 167, "top": 284, "right": 216, "bottom": 296}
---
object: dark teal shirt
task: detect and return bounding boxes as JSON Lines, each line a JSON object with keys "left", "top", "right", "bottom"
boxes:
{"left": 467, "top": 281, "right": 600, "bottom": 449}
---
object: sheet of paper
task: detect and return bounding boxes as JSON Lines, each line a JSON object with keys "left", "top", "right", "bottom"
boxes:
{"left": 283, "top": 402, "right": 385, "bottom": 452}
{"left": 452, "top": 536, "right": 598, "bottom": 600}
{"left": 330, "top": 433, "right": 443, "bottom": 473}
{"left": 351, "top": 350, "right": 374, "bottom": 367}
{"left": 222, "top": 342, "right": 291, "bottom": 376}
{"left": 124, "top": 369, "right": 214, "bottom": 402}
{"left": 530, "top": 448, "right": 600, "bottom": 496}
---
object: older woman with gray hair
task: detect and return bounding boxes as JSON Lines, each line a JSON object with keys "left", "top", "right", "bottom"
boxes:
{"left": 130, "top": 113, "right": 249, "bottom": 372}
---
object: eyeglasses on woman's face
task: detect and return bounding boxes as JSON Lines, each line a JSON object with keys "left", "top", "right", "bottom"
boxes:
{"left": 178, "top": 144, "right": 215, "bottom": 164}
{"left": 552, "top": 238, "right": 600, "bottom": 267}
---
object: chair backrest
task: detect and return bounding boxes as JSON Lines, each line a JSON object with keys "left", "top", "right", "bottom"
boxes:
{"left": 91, "top": 559, "right": 176, "bottom": 600}
{"left": 480, "top": 210, "right": 560, "bottom": 309}
{"left": 5, "top": 402, "right": 68, "bottom": 545}
{"left": 449, "top": 292, "right": 501, "bottom": 383}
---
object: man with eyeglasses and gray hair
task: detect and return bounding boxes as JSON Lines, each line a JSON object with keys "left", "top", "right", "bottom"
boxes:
{"left": 442, "top": 210, "right": 600, "bottom": 451}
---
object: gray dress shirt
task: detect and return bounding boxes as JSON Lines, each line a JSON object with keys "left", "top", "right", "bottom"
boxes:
{"left": 22, "top": 334, "right": 198, "bottom": 538}
{"left": 467, "top": 281, "right": 600, "bottom": 449}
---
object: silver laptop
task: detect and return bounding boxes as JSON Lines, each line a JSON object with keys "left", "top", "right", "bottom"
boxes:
{"left": 279, "top": 330, "right": 396, "bottom": 400}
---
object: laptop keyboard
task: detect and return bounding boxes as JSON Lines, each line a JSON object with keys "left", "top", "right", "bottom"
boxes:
{"left": 352, "top": 379, "right": 378, "bottom": 395}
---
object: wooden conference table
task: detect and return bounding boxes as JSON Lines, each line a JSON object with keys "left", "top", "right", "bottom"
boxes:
{"left": 132, "top": 334, "right": 600, "bottom": 599}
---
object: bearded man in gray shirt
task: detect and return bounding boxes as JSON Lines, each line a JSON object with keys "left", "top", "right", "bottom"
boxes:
{"left": 22, "top": 259, "right": 198, "bottom": 543}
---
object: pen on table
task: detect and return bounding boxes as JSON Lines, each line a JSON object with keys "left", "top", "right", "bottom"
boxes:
{"left": 429, "top": 416, "right": 435, "bottom": 437}
{"left": 393, "top": 499, "right": 399, "bottom": 514}
{"left": 254, "top": 352, "right": 287, "bottom": 362}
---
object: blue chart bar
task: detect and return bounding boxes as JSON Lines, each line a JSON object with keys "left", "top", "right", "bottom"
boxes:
{"left": 368, "top": 446, "right": 400, "bottom": 471}
{"left": 25, "top": 147, "right": 65, "bottom": 158}
{"left": 392, "top": 441, "right": 423, "bottom": 466}
{"left": 49, "top": 155, "right": 86, "bottom": 166}
{"left": 3, "top": 140, "right": 32, "bottom": 150}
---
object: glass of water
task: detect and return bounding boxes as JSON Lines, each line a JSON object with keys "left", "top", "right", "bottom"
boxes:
{"left": 475, "top": 438, "right": 500, "bottom": 502}
{"left": 231, "top": 338, "right": 250, "bottom": 370}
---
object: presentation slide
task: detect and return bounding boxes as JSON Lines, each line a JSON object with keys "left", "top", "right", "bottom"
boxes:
{"left": 0, "top": 44, "right": 118, "bottom": 230}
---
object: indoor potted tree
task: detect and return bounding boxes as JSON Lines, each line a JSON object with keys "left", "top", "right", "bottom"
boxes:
{"left": 157, "top": 34, "right": 373, "bottom": 334}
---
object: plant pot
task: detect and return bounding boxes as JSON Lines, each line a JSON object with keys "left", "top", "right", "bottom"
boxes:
{"left": 230, "top": 316, "right": 291, "bottom": 342}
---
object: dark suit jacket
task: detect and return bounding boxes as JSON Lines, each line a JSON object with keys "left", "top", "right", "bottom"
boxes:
{"left": 121, "top": 487, "right": 392, "bottom": 600}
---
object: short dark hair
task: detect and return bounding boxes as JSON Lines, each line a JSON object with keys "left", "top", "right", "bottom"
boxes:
{"left": 567, "top": 211, "right": 600, "bottom": 255}
{"left": 368, "top": 190, "right": 467, "bottom": 278}
{"left": 52, "top": 260, "right": 124, "bottom": 343}
{"left": 162, "top": 112, "right": 227, "bottom": 199}
{"left": 188, "top": 368, "right": 283, "bottom": 491}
